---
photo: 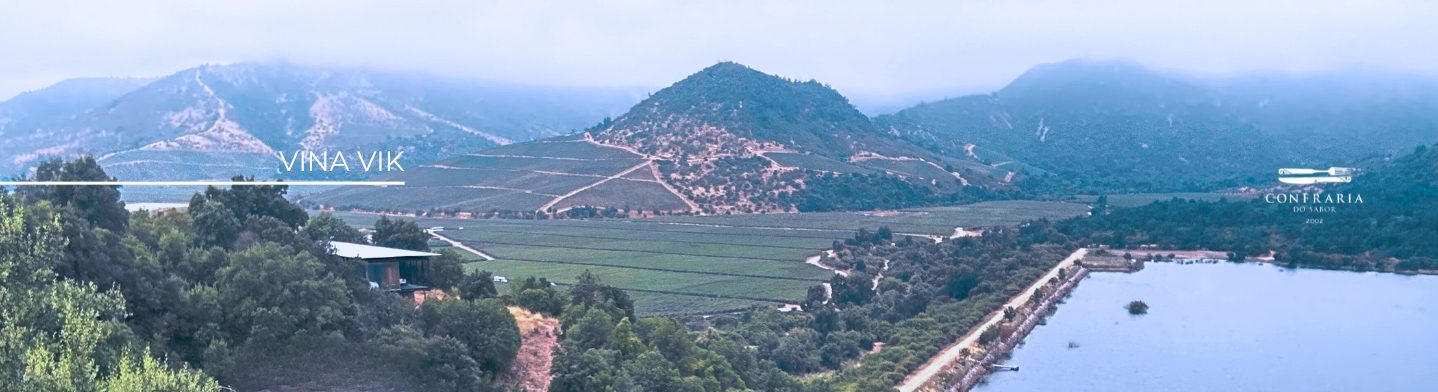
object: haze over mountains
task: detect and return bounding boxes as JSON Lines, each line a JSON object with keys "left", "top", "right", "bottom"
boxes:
{"left": 881, "top": 60, "right": 1438, "bottom": 193}
{"left": 5, "top": 59, "right": 1435, "bottom": 213}
{"left": 0, "top": 63, "right": 636, "bottom": 180}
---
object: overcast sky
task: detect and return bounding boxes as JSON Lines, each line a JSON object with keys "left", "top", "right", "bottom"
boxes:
{"left": 3, "top": 0, "right": 1436, "bottom": 106}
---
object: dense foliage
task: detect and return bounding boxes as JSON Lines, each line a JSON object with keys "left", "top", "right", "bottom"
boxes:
{"left": 6, "top": 158, "right": 520, "bottom": 391}
{"left": 543, "top": 221, "right": 1080, "bottom": 391}
{"left": 1060, "top": 144, "right": 1438, "bottom": 272}
{"left": 1, "top": 192, "right": 216, "bottom": 391}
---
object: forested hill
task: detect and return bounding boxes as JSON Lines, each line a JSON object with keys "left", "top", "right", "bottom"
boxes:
{"left": 880, "top": 60, "right": 1438, "bottom": 194}
{"left": 879, "top": 60, "right": 1285, "bottom": 193}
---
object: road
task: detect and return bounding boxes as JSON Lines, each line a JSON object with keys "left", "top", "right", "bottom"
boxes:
{"left": 896, "top": 248, "right": 1088, "bottom": 392}
{"left": 426, "top": 229, "right": 496, "bottom": 261}
{"left": 538, "top": 160, "right": 652, "bottom": 212}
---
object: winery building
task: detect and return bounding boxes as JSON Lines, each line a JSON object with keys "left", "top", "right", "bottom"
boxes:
{"left": 329, "top": 241, "right": 440, "bottom": 292}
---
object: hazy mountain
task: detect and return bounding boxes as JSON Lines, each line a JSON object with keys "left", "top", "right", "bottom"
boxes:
{"left": 881, "top": 60, "right": 1438, "bottom": 193}
{"left": 310, "top": 62, "right": 1006, "bottom": 215}
{"left": 1211, "top": 71, "right": 1438, "bottom": 162}
{"left": 0, "top": 77, "right": 152, "bottom": 138}
{"left": 0, "top": 63, "right": 637, "bottom": 180}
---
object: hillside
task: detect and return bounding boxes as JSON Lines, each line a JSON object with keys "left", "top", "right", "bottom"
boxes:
{"left": 0, "top": 77, "right": 153, "bottom": 134}
{"left": 881, "top": 60, "right": 1286, "bottom": 193}
{"left": 881, "top": 60, "right": 1438, "bottom": 194}
{"left": 0, "top": 63, "right": 634, "bottom": 180}
{"left": 309, "top": 63, "right": 1009, "bottom": 215}
{"left": 1213, "top": 72, "right": 1438, "bottom": 161}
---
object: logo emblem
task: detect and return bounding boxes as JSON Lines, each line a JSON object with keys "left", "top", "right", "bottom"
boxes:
{"left": 1278, "top": 167, "right": 1354, "bottom": 184}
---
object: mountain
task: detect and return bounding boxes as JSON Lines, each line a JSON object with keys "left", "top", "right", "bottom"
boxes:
{"left": 1211, "top": 71, "right": 1438, "bottom": 162}
{"left": 0, "top": 63, "right": 636, "bottom": 180}
{"left": 880, "top": 60, "right": 1286, "bottom": 193}
{"left": 307, "top": 62, "right": 1008, "bottom": 216}
{"left": 880, "top": 60, "right": 1438, "bottom": 193}
{"left": 0, "top": 77, "right": 152, "bottom": 144}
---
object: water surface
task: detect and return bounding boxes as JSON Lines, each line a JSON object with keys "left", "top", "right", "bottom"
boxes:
{"left": 978, "top": 262, "right": 1438, "bottom": 392}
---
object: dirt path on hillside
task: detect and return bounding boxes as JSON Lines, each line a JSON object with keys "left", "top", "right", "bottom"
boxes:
{"left": 506, "top": 306, "right": 560, "bottom": 392}
{"left": 896, "top": 248, "right": 1088, "bottom": 392}
{"left": 871, "top": 258, "right": 890, "bottom": 290}
{"left": 648, "top": 162, "right": 702, "bottom": 212}
{"left": 538, "top": 160, "right": 652, "bottom": 212}
{"left": 427, "top": 229, "right": 496, "bottom": 261}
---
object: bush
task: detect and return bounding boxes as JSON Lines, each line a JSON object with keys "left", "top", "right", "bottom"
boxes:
{"left": 1127, "top": 300, "right": 1149, "bottom": 315}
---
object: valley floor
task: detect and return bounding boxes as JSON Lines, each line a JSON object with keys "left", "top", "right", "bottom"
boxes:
{"left": 323, "top": 200, "right": 1089, "bottom": 315}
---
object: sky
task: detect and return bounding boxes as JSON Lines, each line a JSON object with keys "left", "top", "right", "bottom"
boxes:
{"left": 3, "top": 0, "right": 1436, "bottom": 108}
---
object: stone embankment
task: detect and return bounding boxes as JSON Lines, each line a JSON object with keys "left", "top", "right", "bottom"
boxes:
{"left": 939, "top": 265, "right": 1089, "bottom": 392}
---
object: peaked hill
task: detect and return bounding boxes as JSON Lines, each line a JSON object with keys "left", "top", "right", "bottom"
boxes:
{"left": 307, "top": 63, "right": 1009, "bottom": 216}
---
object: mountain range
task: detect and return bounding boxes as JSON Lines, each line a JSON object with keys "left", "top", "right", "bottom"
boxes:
{"left": 879, "top": 60, "right": 1438, "bottom": 193}
{"left": 5, "top": 60, "right": 1435, "bottom": 214}
{"left": 0, "top": 63, "right": 637, "bottom": 180}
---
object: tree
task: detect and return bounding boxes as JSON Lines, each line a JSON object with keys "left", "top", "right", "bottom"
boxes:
{"left": 189, "top": 199, "right": 241, "bottom": 249}
{"left": 19, "top": 156, "right": 129, "bottom": 232}
{"left": 423, "top": 249, "right": 467, "bottom": 290}
{"left": 567, "top": 308, "right": 616, "bottom": 351}
{"left": 233, "top": 215, "right": 308, "bottom": 251}
{"left": 609, "top": 318, "right": 647, "bottom": 361}
{"left": 417, "top": 298, "right": 522, "bottom": 376}
{"left": 1127, "top": 300, "right": 1149, "bottom": 315}
{"left": 373, "top": 215, "right": 431, "bottom": 251}
{"left": 190, "top": 177, "right": 307, "bottom": 230}
{"left": 770, "top": 330, "right": 822, "bottom": 373}
{"left": 618, "top": 352, "right": 695, "bottom": 392}
{"left": 215, "top": 243, "right": 352, "bottom": 345}
{"left": 456, "top": 269, "right": 499, "bottom": 299}
{"left": 301, "top": 212, "right": 365, "bottom": 243}
{"left": 568, "top": 270, "right": 635, "bottom": 321}
{"left": 0, "top": 195, "right": 216, "bottom": 391}
{"left": 550, "top": 348, "right": 618, "bottom": 392}
{"left": 512, "top": 277, "right": 565, "bottom": 316}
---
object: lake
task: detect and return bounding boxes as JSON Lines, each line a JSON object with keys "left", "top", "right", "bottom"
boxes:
{"left": 977, "top": 262, "right": 1438, "bottom": 392}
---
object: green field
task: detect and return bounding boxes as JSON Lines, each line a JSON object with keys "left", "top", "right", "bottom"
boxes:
{"left": 645, "top": 200, "right": 1091, "bottom": 235}
{"left": 303, "top": 140, "right": 687, "bottom": 213}
{"left": 330, "top": 212, "right": 845, "bottom": 315}
{"left": 324, "top": 199, "right": 1089, "bottom": 315}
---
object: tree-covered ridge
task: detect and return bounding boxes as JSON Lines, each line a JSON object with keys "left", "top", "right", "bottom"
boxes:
{"left": 1061, "top": 144, "right": 1438, "bottom": 272}
{"left": 881, "top": 59, "right": 1287, "bottom": 194}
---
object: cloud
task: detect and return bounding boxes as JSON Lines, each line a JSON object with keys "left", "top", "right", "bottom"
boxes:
{"left": 2, "top": 0, "right": 1436, "bottom": 101}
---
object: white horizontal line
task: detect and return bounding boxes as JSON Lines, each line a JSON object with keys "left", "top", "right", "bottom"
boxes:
{"left": 0, "top": 181, "right": 404, "bottom": 186}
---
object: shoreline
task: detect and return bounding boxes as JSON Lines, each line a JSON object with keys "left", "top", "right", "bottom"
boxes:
{"left": 897, "top": 248, "right": 1089, "bottom": 392}
{"left": 933, "top": 249, "right": 1433, "bottom": 392}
